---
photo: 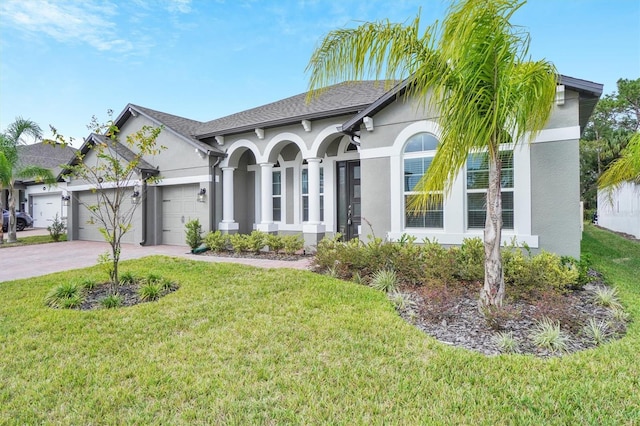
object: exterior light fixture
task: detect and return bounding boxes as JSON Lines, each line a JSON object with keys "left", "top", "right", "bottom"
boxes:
{"left": 131, "top": 189, "right": 141, "bottom": 204}
{"left": 197, "top": 188, "right": 206, "bottom": 203}
{"left": 62, "top": 195, "right": 71, "bottom": 206}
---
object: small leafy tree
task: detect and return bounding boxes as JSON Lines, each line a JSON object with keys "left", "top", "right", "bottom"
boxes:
{"left": 185, "top": 218, "right": 203, "bottom": 252}
{"left": 47, "top": 213, "right": 66, "bottom": 242}
{"left": 53, "top": 112, "right": 163, "bottom": 293}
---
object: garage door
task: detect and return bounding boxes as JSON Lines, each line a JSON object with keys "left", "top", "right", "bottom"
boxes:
{"left": 162, "top": 184, "right": 208, "bottom": 246}
{"left": 77, "top": 191, "right": 135, "bottom": 244}
{"left": 32, "top": 194, "right": 62, "bottom": 228}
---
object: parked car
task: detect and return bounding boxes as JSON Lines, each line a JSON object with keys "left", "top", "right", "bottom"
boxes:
{"left": 2, "top": 209, "right": 34, "bottom": 232}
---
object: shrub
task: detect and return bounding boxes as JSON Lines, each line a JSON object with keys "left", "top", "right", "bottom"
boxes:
{"left": 61, "top": 294, "right": 84, "bottom": 309}
{"left": 492, "top": 331, "right": 520, "bottom": 354}
{"left": 45, "top": 282, "right": 83, "bottom": 308}
{"left": 247, "top": 230, "right": 267, "bottom": 253}
{"left": 228, "top": 233, "right": 250, "bottom": 253}
{"left": 100, "top": 294, "right": 123, "bottom": 309}
{"left": 584, "top": 318, "right": 611, "bottom": 346}
{"left": 422, "top": 238, "right": 457, "bottom": 284}
{"left": 145, "top": 273, "right": 162, "bottom": 284}
{"left": 47, "top": 213, "right": 66, "bottom": 242}
{"left": 119, "top": 271, "right": 136, "bottom": 285}
{"left": 561, "top": 254, "right": 593, "bottom": 287}
{"left": 204, "top": 230, "right": 228, "bottom": 252}
{"left": 266, "top": 233, "right": 284, "bottom": 253}
{"left": 530, "top": 317, "right": 569, "bottom": 352}
{"left": 139, "top": 283, "right": 161, "bottom": 301}
{"left": 185, "top": 219, "right": 203, "bottom": 252}
{"left": 455, "top": 237, "right": 485, "bottom": 281}
{"left": 314, "top": 234, "right": 365, "bottom": 278}
{"left": 389, "top": 237, "right": 425, "bottom": 286}
{"left": 370, "top": 269, "right": 398, "bottom": 293}
{"left": 81, "top": 278, "right": 98, "bottom": 290}
{"left": 282, "top": 234, "right": 304, "bottom": 255}
{"left": 389, "top": 291, "right": 416, "bottom": 312}
{"left": 482, "top": 305, "right": 520, "bottom": 331}
{"left": 502, "top": 243, "right": 579, "bottom": 296}
{"left": 532, "top": 290, "right": 584, "bottom": 332}
{"left": 592, "top": 286, "right": 621, "bottom": 308}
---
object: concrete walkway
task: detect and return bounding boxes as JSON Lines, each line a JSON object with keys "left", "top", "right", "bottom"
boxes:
{"left": 0, "top": 230, "right": 313, "bottom": 282}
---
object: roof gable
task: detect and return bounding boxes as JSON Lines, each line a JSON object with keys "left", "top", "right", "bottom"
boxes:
{"left": 17, "top": 142, "right": 77, "bottom": 182}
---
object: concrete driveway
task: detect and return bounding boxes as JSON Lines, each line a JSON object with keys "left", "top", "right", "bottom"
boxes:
{"left": 0, "top": 231, "right": 312, "bottom": 282}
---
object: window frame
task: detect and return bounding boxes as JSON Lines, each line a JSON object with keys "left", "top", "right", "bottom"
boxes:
{"left": 403, "top": 132, "right": 443, "bottom": 229}
{"left": 301, "top": 166, "right": 324, "bottom": 222}
{"left": 465, "top": 149, "right": 514, "bottom": 230}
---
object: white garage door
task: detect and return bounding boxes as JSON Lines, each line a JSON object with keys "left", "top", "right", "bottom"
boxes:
{"left": 77, "top": 191, "right": 135, "bottom": 244}
{"left": 32, "top": 194, "right": 62, "bottom": 228}
{"left": 162, "top": 184, "right": 208, "bottom": 246}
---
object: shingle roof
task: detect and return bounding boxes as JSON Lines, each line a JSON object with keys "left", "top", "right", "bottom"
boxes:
{"left": 76, "top": 134, "right": 158, "bottom": 174}
{"left": 196, "top": 81, "right": 395, "bottom": 138}
{"left": 17, "top": 142, "right": 77, "bottom": 181}
{"left": 119, "top": 104, "right": 224, "bottom": 156}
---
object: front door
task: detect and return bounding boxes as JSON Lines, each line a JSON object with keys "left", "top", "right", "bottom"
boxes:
{"left": 336, "top": 160, "right": 361, "bottom": 240}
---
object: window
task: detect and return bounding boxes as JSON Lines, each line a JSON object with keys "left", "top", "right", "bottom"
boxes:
{"left": 403, "top": 133, "right": 443, "bottom": 228}
{"left": 466, "top": 150, "right": 514, "bottom": 229}
{"left": 302, "top": 167, "right": 324, "bottom": 222}
{"left": 272, "top": 170, "right": 281, "bottom": 222}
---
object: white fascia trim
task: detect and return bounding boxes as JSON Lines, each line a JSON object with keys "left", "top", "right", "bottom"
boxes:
{"left": 66, "top": 182, "right": 136, "bottom": 192}
{"left": 530, "top": 126, "right": 580, "bottom": 144}
{"left": 152, "top": 175, "right": 212, "bottom": 186}
{"left": 387, "top": 231, "right": 539, "bottom": 248}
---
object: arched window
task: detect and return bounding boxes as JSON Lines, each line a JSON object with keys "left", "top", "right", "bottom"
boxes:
{"left": 403, "top": 133, "right": 443, "bottom": 228}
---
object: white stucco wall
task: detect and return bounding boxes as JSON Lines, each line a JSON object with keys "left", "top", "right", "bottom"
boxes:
{"left": 598, "top": 183, "right": 640, "bottom": 238}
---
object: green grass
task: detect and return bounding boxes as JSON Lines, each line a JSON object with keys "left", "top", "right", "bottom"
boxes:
{"left": 0, "top": 224, "right": 638, "bottom": 423}
{"left": 0, "top": 233, "right": 67, "bottom": 247}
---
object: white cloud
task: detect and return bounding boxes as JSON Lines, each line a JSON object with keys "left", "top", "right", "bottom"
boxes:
{"left": 0, "top": 0, "right": 129, "bottom": 52}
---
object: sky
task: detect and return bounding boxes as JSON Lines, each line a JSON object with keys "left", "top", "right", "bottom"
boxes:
{"left": 1, "top": 0, "right": 639, "bottom": 147}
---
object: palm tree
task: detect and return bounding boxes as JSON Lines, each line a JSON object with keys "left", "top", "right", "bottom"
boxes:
{"left": 307, "top": 0, "right": 557, "bottom": 307}
{"left": 0, "top": 118, "right": 55, "bottom": 243}
{"left": 598, "top": 132, "right": 640, "bottom": 198}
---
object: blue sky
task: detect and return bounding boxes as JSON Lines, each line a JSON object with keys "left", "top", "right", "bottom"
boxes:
{"left": 1, "top": 0, "right": 638, "bottom": 146}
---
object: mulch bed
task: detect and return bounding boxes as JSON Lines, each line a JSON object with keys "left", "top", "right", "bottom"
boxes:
{"left": 394, "top": 273, "right": 628, "bottom": 357}
{"left": 79, "top": 281, "right": 179, "bottom": 310}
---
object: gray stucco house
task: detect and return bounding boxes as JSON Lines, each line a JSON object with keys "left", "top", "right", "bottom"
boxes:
{"left": 66, "top": 75, "right": 602, "bottom": 258}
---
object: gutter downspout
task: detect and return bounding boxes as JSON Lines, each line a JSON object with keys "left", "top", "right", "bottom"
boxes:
{"left": 139, "top": 173, "right": 149, "bottom": 246}
{"left": 211, "top": 155, "right": 222, "bottom": 232}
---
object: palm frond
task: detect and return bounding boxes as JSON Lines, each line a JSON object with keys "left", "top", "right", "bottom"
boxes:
{"left": 15, "top": 165, "right": 56, "bottom": 184}
{"left": 5, "top": 117, "right": 43, "bottom": 145}
{"left": 598, "top": 132, "right": 640, "bottom": 200}
{"left": 306, "top": 13, "right": 430, "bottom": 99}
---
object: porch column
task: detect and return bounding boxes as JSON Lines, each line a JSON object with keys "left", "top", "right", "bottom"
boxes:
{"left": 219, "top": 167, "right": 238, "bottom": 232}
{"left": 257, "top": 163, "right": 277, "bottom": 233}
{"left": 307, "top": 158, "right": 321, "bottom": 224}
{"left": 303, "top": 157, "right": 325, "bottom": 247}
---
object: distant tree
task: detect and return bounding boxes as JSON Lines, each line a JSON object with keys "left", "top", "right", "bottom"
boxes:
{"left": 306, "top": 0, "right": 556, "bottom": 307}
{"left": 581, "top": 78, "right": 640, "bottom": 211}
{"left": 53, "top": 113, "right": 163, "bottom": 293}
{"left": 0, "top": 118, "right": 56, "bottom": 243}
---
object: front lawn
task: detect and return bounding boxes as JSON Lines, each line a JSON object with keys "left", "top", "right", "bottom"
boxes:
{"left": 0, "top": 224, "right": 638, "bottom": 424}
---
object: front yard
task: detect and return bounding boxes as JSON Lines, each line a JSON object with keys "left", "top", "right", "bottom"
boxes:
{"left": 0, "top": 224, "right": 638, "bottom": 424}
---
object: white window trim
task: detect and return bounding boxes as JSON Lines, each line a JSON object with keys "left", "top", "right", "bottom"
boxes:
{"left": 387, "top": 120, "right": 538, "bottom": 247}
{"left": 272, "top": 168, "right": 282, "bottom": 223}
{"left": 301, "top": 165, "right": 325, "bottom": 223}
{"left": 403, "top": 140, "right": 443, "bottom": 230}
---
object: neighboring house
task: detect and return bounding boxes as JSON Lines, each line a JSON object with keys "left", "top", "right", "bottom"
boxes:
{"left": 597, "top": 183, "right": 640, "bottom": 238}
{"left": 1, "top": 142, "right": 77, "bottom": 228}
{"left": 66, "top": 76, "right": 602, "bottom": 258}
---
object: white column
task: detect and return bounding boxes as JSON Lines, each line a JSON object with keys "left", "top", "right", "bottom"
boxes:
{"left": 219, "top": 167, "right": 238, "bottom": 231}
{"left": 257, "top": 163, "right": 277, "bottom": 232}
{"left": 307, "top": 158, "right": 321, "bottom": 224}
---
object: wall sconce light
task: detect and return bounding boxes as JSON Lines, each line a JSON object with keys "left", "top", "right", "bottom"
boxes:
{"left": 62, "top": 195, "right": 71, "bottom": 207}
{"left": 131, "top": 189, "right": 141, "bottom": 204}
{"left": 197, "top": 188, "right": 206, "bottom": 203}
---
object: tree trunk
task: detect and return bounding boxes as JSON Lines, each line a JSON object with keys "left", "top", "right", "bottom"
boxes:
{"left": 0, "top": 190, "right": 4, "bottom": 244}
{"left": 480, "top": 151, "right": 505, "bottom": 307}
{"left": 8, "top": 188, "right": 17, "bottom": 243}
